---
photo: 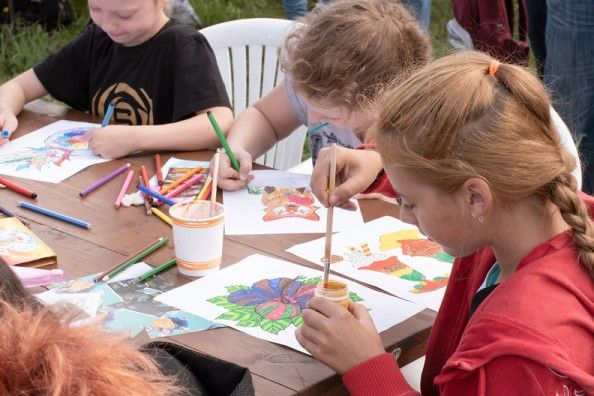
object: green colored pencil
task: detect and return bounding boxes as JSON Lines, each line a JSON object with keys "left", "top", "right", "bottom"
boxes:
{"left": 102, "top": 237, "right": 169, "bottom": 281}
{"left": 138, "top": 258, "right": 176, "bottom": 282}
{"left": 208, "top": 111, "right": 239, "bottom": 171}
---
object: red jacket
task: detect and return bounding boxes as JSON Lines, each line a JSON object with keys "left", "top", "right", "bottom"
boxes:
{"left": 343, "top": 196, "right": 594, "bottom": 395}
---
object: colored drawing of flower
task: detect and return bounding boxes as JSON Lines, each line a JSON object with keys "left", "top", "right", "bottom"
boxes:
{"left": 208, "top": 276, "right": 363, "bottom": 335}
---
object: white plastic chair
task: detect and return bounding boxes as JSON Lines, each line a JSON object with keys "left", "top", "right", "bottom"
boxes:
{"left": 200, "top": 18, "right": 307, "bottom": 170}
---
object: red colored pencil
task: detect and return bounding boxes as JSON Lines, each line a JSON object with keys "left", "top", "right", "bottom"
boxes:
{"left": 0, "top": 176, "right": 37, "bottom": 199}
{"left": 154, "top": 154, "right": 164, "bottom": 186}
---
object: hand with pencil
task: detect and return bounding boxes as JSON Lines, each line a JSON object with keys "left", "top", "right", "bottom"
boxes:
{"left": 85, "top": 124, "right": 138, "bottom": 159}
{"left": 0, "top": 110, "right": 18, "bottom": 144}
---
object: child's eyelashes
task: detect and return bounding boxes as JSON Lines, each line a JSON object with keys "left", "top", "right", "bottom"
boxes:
{"left": 395, "top": 197, "right": 415, "bottom": 210}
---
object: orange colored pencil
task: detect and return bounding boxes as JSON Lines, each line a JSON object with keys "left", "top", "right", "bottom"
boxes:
{"left": 154, "top": 154, "right": 164, "bottom": 186}
{"left": 194, "top": 175, "right": 212, "bottom": 200}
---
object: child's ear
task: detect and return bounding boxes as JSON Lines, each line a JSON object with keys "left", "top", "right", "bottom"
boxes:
{"left": 459, "top": 177, "right": 492, "bottom": 218}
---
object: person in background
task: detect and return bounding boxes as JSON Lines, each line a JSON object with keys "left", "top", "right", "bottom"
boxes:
{"left": 525, "top": 0, "right": 594, "bottom": 194}
{"left": 296, "top": 51, "right": 594, "bottom": 394}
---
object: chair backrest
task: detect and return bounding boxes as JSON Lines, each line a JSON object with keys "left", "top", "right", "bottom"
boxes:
{"left": 200, "top": 18, "right": 307, "bottom": 170}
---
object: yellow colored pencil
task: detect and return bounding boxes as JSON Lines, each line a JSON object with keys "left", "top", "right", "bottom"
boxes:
{"left": 194, "top": 175, "right": 212, "bottom": 201}
{"left": 151, "top": 207, "right": 172, "bottom": 226}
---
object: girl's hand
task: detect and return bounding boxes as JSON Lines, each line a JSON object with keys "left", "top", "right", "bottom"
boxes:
{"left": 85, "top": 126, "right": 138, "bottom": 159}
{"left": 311, "top": 147, "right": 383, "bottom": 211}
{"left": 215, "top": 148, "right": 254, "bottom": 191}
{"left": 0, "top": 112, "right": 18, "bottom": 145}
{"left": 295, "top": 296, "right": 385, "bottom": 374}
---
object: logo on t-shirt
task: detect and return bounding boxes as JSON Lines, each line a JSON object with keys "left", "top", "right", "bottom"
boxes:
{"left": 92, "top": 82, "right": 154, "bottom": 125}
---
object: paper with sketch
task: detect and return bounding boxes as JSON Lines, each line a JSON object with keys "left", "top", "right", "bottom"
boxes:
{"left": 223, "top": 170, "right": 364, "bottom": 235}
{"left": 0, "top": 120, "right": 110, "bottom": 183}
{"left": 287, "top": 216, "right": 454, "bottom": 311}
{"left": 36, "top": 263, "right": 221, "bottom": 337}
{"left": 156, "top": 254, "right": 422, "bottom": 354}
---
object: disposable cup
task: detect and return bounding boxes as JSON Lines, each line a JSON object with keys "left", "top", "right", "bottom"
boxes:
{"left": 169, "top": 200, "right": 225, "bottom": 277}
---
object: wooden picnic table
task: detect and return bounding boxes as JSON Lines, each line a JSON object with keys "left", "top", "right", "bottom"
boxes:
{"left": 3, "top": 100, "right": 436, "bottom": 395}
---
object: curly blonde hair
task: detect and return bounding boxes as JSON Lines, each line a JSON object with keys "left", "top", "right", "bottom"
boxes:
{"left": 374, "top": 51, "right": 594, "bottom": 277}
{"left": 0, "top": 300, "right": 183, "bottom": 396}
{"left": 282, "top": 0, "right": 431, "bottom": 110}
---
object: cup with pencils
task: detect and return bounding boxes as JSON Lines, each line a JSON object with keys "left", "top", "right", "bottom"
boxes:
{"left": 168, "top": 200, "right": 225, "bottom": 277}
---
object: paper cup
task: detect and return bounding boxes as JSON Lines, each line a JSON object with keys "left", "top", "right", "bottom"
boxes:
{"left": 169, "top": 200, "right": 225, "bottom": 277}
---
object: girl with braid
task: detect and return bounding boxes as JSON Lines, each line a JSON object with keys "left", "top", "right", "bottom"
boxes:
{"left": 296, "top": 51, "right": 594, "bottom": 395}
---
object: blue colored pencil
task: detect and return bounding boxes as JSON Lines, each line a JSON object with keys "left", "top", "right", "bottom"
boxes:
{"left": 101, "top": 101, "right": 116, "bottom": 127}
{"left": 136, "top": 183, "right": 176, "bottom": 206}
{"left": 1, "top": 130, "right": 10, "bottom": 138}
{"left": 18, "top": 201, "right": 91, "bottom": 229}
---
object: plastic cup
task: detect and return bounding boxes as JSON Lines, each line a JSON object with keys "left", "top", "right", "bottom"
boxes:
{"left": 169, "top": 200, "right": 225, "bottom": 277}
{"left": 315, "top": 280, "right": 350, "bottom": 309}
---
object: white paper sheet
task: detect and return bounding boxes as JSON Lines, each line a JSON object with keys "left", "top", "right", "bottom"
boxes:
{"left": 0, "top": 120, "right": 109, "bottom": 183}
{"left": 223, "top": 170, "right": 364, "bottom": 235}
{"left": 287, "top": 216, "right": 454, "bottom": 311}
{"left": 156, "top": 254, "right": 422, "bottom": 354}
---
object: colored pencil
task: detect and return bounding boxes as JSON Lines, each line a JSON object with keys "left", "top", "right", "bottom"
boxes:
{"left": 97, "top": 236, "right": 169, "bottom": 282}
{"left": 150, "top": 207, "right": 172, "bottom": 226}
{"left": 158, "top": 166, "right": 202, "bottom": 195}
{"left": 138, "top": 258, "right": 176, "bottom": 282}
{"left": 137, "top": 183, "right": 176, "bottom": 206}
{"left": 0, "top": 204, "right": 16, "bottom": 217}
{"left": 323, "top": 144, "right": 337, "bottom": 286}
{"left": 0, "top": 176, "right": 37, "bottom": 199}
{"left": 194, "top": 175, "right": 212, "bottom": 201}
{"left": 208, "top": 111, "right": 239, "bottom": 171}
{"left": 18, "top": 201, "right": 91, "bottom": 229}
{"left": 79, "top": 163, "right": 130, "bottom": 197}
{"left": 154, "top": 154, "right": 164, "bottom": 186}
{"left": 307, "top": 122, "right": 329, "bottom": 135}
{"left": 138, "top": 175, "right": 153, "bottom": 215}
{"left": 114, "top": 170, "right": 134, "bottom": 208}
{"left": 1, "top": 130, "right": 9, "bottom": 138}
{"left": 101, "top": 100, "right": 116, "bottom": 127}
{"left": 165, "top": 173, "right": 203, "bottom": 199}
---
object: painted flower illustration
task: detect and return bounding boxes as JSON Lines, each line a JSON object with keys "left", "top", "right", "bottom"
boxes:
{"left": 208, "top": 276, "right": 363, "bottom": 335}
{"left": 229, "top": 277, "right": 315, "bottom": 320}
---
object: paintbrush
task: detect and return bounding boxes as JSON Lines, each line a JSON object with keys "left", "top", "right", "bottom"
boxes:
{"left": 323, "top": 143, "right": 337, "bottom": 286}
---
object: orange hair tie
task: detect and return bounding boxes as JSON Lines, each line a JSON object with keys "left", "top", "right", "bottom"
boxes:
{"left": 488, "top": 60, "right": 500, "bottom": 77}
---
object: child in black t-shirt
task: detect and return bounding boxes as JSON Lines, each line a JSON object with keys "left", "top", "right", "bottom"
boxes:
{"left": 0, "top": 0, "right": 232, "bottom": 159}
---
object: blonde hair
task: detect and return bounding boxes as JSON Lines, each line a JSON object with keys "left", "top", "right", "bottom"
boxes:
{"left": 0, "top": 300, "right": 183, "bottom": 396}
{"left": 282, "top": 0, "right": 430, "bottom": 110}
{"left": 375, "top": 51, "right": 594, "bottom": 276}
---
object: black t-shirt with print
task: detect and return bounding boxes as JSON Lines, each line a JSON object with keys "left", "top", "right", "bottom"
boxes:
{"left": 34, "top": 19, "right": 230, "bottom": 125}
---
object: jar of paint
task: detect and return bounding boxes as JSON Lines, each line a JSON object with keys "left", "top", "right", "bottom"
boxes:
{"left": 315, "top": 280, "right": 349, "bottom": 309}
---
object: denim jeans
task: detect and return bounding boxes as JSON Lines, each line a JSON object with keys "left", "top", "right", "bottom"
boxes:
{"left": 283, "top": 0, "right": 307, "bottom": 20}
{"left": 527, "top": 0, "right": 594, "bottom": 192}
{"left": 303, "top": 0, "right": 431, "bottom": 32}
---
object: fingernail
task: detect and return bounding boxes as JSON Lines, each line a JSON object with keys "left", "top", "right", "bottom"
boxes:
{"left": 1, "top": 130, "right": 10, "bottom": 138}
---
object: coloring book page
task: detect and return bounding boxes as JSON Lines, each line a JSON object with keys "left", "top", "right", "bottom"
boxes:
{"left": 156, "top": 254, "right": 422, "bottom": 354}
{"left": 0, "top": 120, "right": 110, "bottom": 183}
{"left": 287, "top": 216, "right": 454, "bottom": 311}
{"left": 223, "top": 170, "right": 364, "bottom": 235}
{"left": 36, "top": 263, "right": 221, "bottom": 338}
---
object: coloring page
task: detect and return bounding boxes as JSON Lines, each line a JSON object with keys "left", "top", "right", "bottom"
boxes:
{"left": 287, "top": 216, "right": 454, "bottom": 311}
{"left": 223, "top": 170, "right": 363, "bottom": 235}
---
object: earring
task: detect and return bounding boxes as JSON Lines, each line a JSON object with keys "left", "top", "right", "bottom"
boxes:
{"left": 478, "top": 215, "right": 486, "bottom": 224}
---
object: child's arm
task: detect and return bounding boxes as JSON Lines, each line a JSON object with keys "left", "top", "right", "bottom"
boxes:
{"left": 217, "top": 83, "right": 302, "bottom": 191}
{"left": 85, "top": 106, "right": 233, "bottom": 159}
{"left": 0, "top": 69, "right": 48, "bottom": 141}
{"left": 311, "top": 146, "right": 384, "bottom": 210}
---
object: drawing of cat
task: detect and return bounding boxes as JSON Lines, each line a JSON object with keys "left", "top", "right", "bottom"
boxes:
{"left": 261, "top": 186, "right": 320, "bottom": 222}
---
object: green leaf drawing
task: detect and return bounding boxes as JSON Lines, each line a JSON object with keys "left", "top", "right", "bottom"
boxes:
{"left": 349, "top": 291, "right": 363, "bottom": 302}
{"left": 260, "top": 318, "right": 292, "bottom": 334}
{"left": 292, "top": 315, "right": 304, "bottom": 327}
{"left": 225, "top": 284, "right": 250, "bottom": 293}
{"left": 237, "top": 317, "right": 262, "bottom": 327}
{"left": 299, "top": 276, "right": 321, "bottom": 286}
{"left": 217, "top": 309, "right": 258, "bottom": 322}
{"left": 208, "top": 295, "right": 246, "bottom": 310}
